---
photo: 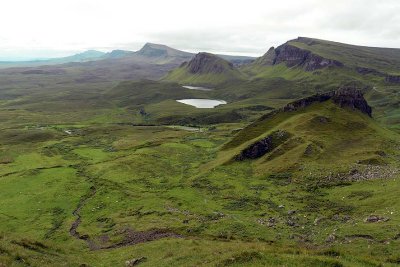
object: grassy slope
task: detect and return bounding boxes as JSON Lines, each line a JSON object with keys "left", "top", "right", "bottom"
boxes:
{"left": 0, "top": 38, "right": 400, "bottom": 266}
{"left": 163, "top": 54, "right": 246, "bottom": 86}
{"left": 289, "top": 37, "right": 400, "bottom": 74}
{"left": 220, "top": 101, "right": 399, "bottom": 176}
{"left": 0, "top": 116, "right": 399, "bottom": 266}
{"left": 241, "top": 38, "right": 400, "bottom": 131}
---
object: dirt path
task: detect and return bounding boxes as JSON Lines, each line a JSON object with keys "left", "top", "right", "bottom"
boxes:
{"left": 69, "top": 185, "right": 97, "bottom": 249}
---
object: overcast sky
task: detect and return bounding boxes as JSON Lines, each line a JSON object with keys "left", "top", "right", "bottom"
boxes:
{"left": 0, "top": 0, "right": 399, "bottom": 60}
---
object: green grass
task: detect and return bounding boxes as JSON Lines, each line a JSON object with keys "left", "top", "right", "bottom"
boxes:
{"left": 0, "top": 112, "right": 399, "bottom": 266}
{"left": 0, "top": 37, "right": 400, "bottom": 266}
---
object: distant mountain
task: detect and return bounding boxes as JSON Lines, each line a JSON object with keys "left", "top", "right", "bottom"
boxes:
{"left": 0, "top": 50, "right": 106, "bottom": 68}
{"left": 0, "top": 42, "right": 255, "bottom": 70}
{"left": 60, "top": 50, "right": 106, "bottom": 62}
{"left": 217, "top": 54, "right": 255, "bottom": 66}
{"left": 128, "top": 43, "right": 193, "bottom": 64}
{"left": 136, "top": 43, "right": 192, "bottom": 58}
{"left": 164, "top": 52, "right": 245, "bottom": 85}
{"left": 101, "top": 50, "right": 134, "bottom": 59}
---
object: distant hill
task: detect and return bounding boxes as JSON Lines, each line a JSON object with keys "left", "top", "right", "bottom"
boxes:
{"left": 0, "top": 50, "right": 107, "bottom": 68}
{"left": 164, "top": 52, "right": 246, "bottom": 85}
{"left": 0, "top": 43, "right": 255, "bottom": 69}
{"left": 101, "top": 50, "right": 134, "bottom": 59}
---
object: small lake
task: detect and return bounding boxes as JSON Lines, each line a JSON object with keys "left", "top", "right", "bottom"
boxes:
{"left": 176, "top": 99, "right": 227, "bottom": 108}
{"left": 182, "top": 85, "right": 213, "bottom": 91}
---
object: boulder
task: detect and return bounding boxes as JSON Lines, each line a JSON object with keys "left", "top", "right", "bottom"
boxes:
{"left": 125, "top": 257, "right": 147, "bottom": 266}
{"left": 365, "top": 215, "right": 389, "bottom": 223}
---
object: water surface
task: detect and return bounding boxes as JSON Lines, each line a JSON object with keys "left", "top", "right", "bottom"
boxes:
{"left": 182, "top": 85, "right": 213, "bottom": 91}
{"left": 176, "top": 99, "right": 227, "bottom": 108}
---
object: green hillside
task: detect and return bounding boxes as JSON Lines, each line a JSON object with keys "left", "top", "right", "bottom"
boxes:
{"left": 220, "top": 88, "right": 399, "bottom": 178}
{"left": 288, "top": 37, "right": 400, "bottom": 74}
{"left": 1, "top": 88, "right": 400, "bottom": 266}
{"left": 164, "top": 52, "right": 246, "bottom": 86}
{"left": 238, "top": 37, "right": 400, "bottom": 131}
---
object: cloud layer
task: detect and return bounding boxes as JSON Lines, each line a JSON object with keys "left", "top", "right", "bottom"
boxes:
{"left": 0, "top": 0, "right": 399, "bottom": 59}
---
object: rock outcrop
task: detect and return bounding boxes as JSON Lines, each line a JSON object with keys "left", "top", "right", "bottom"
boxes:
{"left": 234, "top": 87, "right": 372, "bottom": 161}
{"left": 186, "top": 52, "right": 234, "bottom": 74}
{"left": 283, "top": 86, "right": 372, "bottom": 117}
{"left": 356, "top": 67, "right": 385, "bottom": 76}
{"left": 235, "top": 130, "right": 291, "bottom": 160}
{"left": 356, "top": 67, "right": 400, "bottom": 84}
{"left": 331, "top": 87, "right": 372, "bottom": 117}
{"left": 385, "top": 75, "right": 400, "bottom": 84}
{"left": 254, "top": 43, "right": 343, "bottom": 71}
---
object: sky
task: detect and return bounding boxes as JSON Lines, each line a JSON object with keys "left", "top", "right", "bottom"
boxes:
{"left": 0, "top": 0, "right": 399, "bottom": 60}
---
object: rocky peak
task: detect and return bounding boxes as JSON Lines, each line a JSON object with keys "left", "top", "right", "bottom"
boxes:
{"left": 186, "top": 52, "right": 234, "bottom": 74}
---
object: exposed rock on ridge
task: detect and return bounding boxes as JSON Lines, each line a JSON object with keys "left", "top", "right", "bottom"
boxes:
{"left": 385, "top": 75, "right": 400, "bottom": 84}
{"left": 235, "top": 130, "right": 291, "bottom": 161}
{"left": 255, "top": 43, "right": 343, "bottom": 71}
{"left": 274, "top": 44, "right": 343, "bottom": 71}
{"left": 283, "top": 87, "right": 372, "bottom": 117}
{"left": 234, "top": 87, "right": 372, "bottom": 161}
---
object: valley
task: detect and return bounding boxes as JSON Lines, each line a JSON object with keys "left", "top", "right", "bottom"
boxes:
{"left": 0, "top": 37, "right": 400, "bottom": 266}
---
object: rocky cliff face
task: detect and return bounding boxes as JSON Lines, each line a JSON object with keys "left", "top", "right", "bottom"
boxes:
{"left": 273, "top": 44, "right": 343, "bottom": 71}
{"left": 254, "top": 43, "right": 343, "bottom": 71}
{"left": 235, "top": 130, "right": 291, "bottom": 160}
{"left": 331, "top": 87, "right": 372, "bottom": 116}
{"left": 186, "top": 53, "right": 234, "bottom": 74}
{"left": 283, "top": 86, "right": 372, "bottom": 117}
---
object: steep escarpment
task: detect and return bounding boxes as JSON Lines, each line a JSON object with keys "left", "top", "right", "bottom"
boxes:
{"left": 282, "top": 87, "right": 372, "bottom": 117}
{"left": 252, "top": 43, "right": 343, "bottom": 71}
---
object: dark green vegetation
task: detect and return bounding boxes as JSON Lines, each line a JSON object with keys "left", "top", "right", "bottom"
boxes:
{"left": 1, "top": 37, "right": 400, "bottom": 266}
